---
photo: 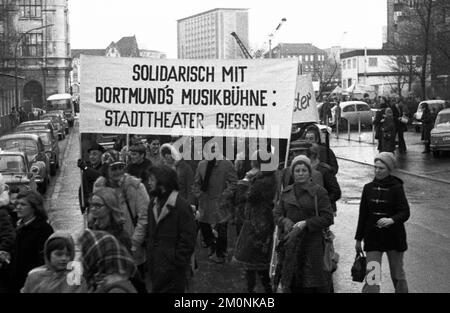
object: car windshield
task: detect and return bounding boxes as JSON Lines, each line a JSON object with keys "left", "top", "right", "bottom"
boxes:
{"left": 0, "top": 155, "right": 26, "bottom": 173}
{"left": 436, "top": 113, "right": 450, "bottom": 125}
{"left": 36, "top": 133, "right": 51, "bottom": 145}
{"left": 42, "top": 115, "right": 59, "bottom": 122}
{"left": 17, "top": 125, "right": 48, "bottom": 132}
{"left": 0, "top": 139, "right": 38, "bottom": 155}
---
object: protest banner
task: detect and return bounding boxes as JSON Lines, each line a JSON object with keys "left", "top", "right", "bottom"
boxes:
{"left": 79, "top": 56, "right": 298, "bottom": 139}
{"left": 292, "top": 74, "right": 320, "bottom": 124}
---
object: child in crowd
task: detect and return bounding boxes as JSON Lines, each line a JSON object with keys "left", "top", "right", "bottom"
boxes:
{"left": 21, "top": 232, "right": 86, "bottom": 293}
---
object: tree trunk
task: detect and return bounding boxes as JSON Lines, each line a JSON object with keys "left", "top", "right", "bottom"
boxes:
{"left": 420, "top": 0, "right": 433, "bottom": 100}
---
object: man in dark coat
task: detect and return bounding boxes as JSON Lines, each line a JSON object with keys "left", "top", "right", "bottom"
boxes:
{"left": 78, "top": 143, "right": 105, "bottom": 214}
{"left": 392, "top": 100, "right": 408, "bottom": 153}
{"left": 419, "top": 103, "right": 434, "bottom": 153}
{"left": 146, "top": 166, "right": 196, "bottom": 293}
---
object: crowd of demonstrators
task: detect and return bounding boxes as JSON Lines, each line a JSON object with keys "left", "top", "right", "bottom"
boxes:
{"left": 355, "top": 152, "right": 410, "bottom": 293}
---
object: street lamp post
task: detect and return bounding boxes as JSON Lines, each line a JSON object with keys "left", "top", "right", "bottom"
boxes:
{"left": 268, "top": 18, "right": 287, "bottom": 59}
{"left": 14, "top": 24, "right": 54, "bottom": 109}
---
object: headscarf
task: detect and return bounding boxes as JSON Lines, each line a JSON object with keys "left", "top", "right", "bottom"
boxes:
{"left": 78, "top": 230, "right": 136, "bottom": 289}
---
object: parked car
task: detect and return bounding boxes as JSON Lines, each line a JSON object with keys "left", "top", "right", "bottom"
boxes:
{"left": 41, "top": 113, "right": 65, "bottom": 140}
{"left": 430, "top": 108, "right": 450, "bottom": 158}
{"left": 47, "top": 93, "right": 75, "bottom": 127}
{"left": 0, "top": 151, "right": 38, "bottom": 192}
{"left": 0, "top": 133, "right": 50, "bottom": 194}
{"left": 413, "top": 100, "right": 447, "bottom": 133}
{"left": 46, "top": 110, "right": 69, "bottom": 135}
{"left": 18, "top": 128, "right": 60, "bottom": 176}
{"left": 16, "top": 120, "right": 56, "bottom": 138}
{"left": 330, "top": 101, "right": 374, "bottom": 129}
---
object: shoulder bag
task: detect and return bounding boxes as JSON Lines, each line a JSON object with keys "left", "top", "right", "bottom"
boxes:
{"left": 314, "top": 196, "right": 339, "bottom": 273}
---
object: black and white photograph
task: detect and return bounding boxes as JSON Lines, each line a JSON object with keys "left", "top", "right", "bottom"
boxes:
{"left": 0, "top": 0, "right": 449, "bottom": 302}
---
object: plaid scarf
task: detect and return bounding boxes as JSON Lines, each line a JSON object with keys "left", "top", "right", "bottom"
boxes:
{"left": 79, "top": 230, "right": 137, "bottom": 289}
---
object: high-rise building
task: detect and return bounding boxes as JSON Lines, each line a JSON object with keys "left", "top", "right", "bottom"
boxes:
{"left": 177, "top": 8, "right": 249, "bottom": 59}
{"left": 0, "top": 0, "right": 71, "bottom": 110}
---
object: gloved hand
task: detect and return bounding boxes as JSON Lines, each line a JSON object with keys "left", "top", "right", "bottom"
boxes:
{"left": 283, "top": 218, "right": 294, "bottom": 233}
{"left": 77, "top": 159, "right": 87, "bottom": 170}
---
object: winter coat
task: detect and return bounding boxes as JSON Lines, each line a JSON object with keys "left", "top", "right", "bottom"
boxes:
{"left": 126, "top": 158, "right": 152, "bottom": 185}
{"left": 420, "top": 110, "right": 434, "bottom": 142}
{"left": 21, "top": 232, "right": 87, "bottom": 293}
{"left": 176, "top": 160, "right": 195, "bottom": 205}
{"left": 315, "top": 162, "right": 341, "bottom": 214}
{"left": 381, "top": 117, "right": 396, "bottom": 152}
{"left": 373, "top": 108, "right": 386, "bottom": 140}
{"left": 317, "top": 145, "right": 339, "bottom": 175}
{"left": 78, "top": 161, "right": 103, "bottom": 213}
{"left": 146, "top": 191, "right": 196, "bottom": 293}
{"left": 10, "top": 217, "right": 54, "bottom": 292}
{"left": 274, "top": 180, "right": 333, "bottom": 288}
{"left": 193, "top": 159, "right": 238, "bottom": 224}
{"left": 0, "top": 207, "right": 15, "bottom": 254}
{"left": 392, "top": 105, "right": 407, "bottom": 133}
{"left": 355, "top": 175, "right": 410, "bottom": 252}
{"left": 93, "top": 174, "right": 149, "bottom": 265}
{"left": 234, "top": 171, "right": 277, "bottom": 270}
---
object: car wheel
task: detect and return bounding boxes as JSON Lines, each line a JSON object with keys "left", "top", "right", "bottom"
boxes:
{"left": 432, "top": 150, "right": 440, "bottom": 158}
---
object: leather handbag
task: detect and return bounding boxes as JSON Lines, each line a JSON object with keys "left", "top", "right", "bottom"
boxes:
{"left": 314, "top": 196, "right": 339, "bottom": 273}
{"left": 351, "top": 252, "right": 367, "bottom": 282}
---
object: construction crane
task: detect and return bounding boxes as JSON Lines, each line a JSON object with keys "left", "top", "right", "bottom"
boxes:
{"left": 231, "top": 32, "right": 253, "bottom": 59}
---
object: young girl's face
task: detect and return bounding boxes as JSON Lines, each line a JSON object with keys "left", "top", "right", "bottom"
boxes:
{"left": 49, "top": 248, "right": 71, "bottom": 271}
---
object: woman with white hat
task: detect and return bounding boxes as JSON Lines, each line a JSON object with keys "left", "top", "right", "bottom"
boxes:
{"left": 355, "top": 152, "right": 410, "bottom": 293}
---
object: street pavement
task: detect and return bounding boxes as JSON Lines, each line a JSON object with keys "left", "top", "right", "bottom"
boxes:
{"left": 43, "top": 123, "right": 450, "bottom": 293}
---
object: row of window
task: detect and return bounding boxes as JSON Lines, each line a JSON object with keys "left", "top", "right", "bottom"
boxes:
{"left": 19, "top": 0, "right": 42, "bottom": 19}
{"left": 342, "top": 57, "right": 378, "bottom": 70}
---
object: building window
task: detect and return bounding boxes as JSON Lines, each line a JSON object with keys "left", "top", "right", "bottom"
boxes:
{"left": 305, "top": 55, "right": 309, "bottom": 62}
{"left": 369, "top": 57, "right": 378, "bottom": 67}
{"left": 19, "top": 0, "right": 42, "bottom": 19}
{"left": 342, "top": 60, "right": 346, "bottom": 70}
{"left": 21, "top": 32, "right": 43, "bottom": 57}
{"left": 353, "top": 58, "right": 357, "bottom": 69}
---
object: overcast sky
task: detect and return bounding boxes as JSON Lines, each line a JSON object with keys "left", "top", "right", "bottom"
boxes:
{"left": 69, "top": 0, "right": 387, "bottom": 58}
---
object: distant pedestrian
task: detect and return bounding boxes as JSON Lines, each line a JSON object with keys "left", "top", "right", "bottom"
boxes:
{"left": 10, "top": 190, "right": 54, "bottom": 292}
{"left": 193, "top": 144, "right": 238, "bottom": 264}
{"left": 274, "top": 156, "right": 334, "bottom": 293}
{"left": 380, "top": 108, "right": 396, "bottom": 153}
{"left": 160, "top": 143, "right": 195, "bottom": 205}
{"left": 18, "top": 107, "right": 27, "bottom": 124}
{"left": 355, "top": 152, "right": 410, "bottom": 293}
{"left": 234, "top": 150, "right": 276, "bottom": 293}
{"left": 419, "top": 102, "right": 434, "bottom": 153}
{"left": 394, "top": 100, "right": 408, "bottom": 153}
{"left": 78, "top": 143, "right": 105, "bottom": 214}
{"left": 373, "top": 101, "right": 388, "bottom": 152}
{"left": 79, "top": 229, "right": 137, "bottom": 293}
{"left": 145, "top": 166, "right": 196, "bottom": 293}
{"left": 21, "top": 232, "right": 86, "bottom": 293}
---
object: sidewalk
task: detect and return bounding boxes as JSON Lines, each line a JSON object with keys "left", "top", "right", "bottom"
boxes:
{"left": 330, "top": 129, "right": 450, "bottom": 184}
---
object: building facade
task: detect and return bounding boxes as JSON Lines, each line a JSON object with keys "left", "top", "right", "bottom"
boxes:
{"left": 340, "top": 49, "right": 427, "bottom": 97}
{"left": 265, "top": 43, "right": 327, "bottom": 81}
{"left": 0, "top": 0, "right": 71, "bottom": 110}
{"left": 177, "top": 8, "right": 249, "bottom": 59}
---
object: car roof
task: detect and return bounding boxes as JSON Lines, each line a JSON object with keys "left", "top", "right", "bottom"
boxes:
{"left": 339, "top": 101, "right": 369, "bottom": 105}
{"left": 19, "top": 129, "right": 51, "bottom": 134}
{"left": 19, "top": 120, "right": 52, "bottom": 126}
{"left": 419, "top": 100, "right": 446, "bottom": 105}
{"left": 0, "top": 133, "right": 40, "bottom": 141}
{"left": 438, "top": 108, "right": 450, "bottom": 115}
